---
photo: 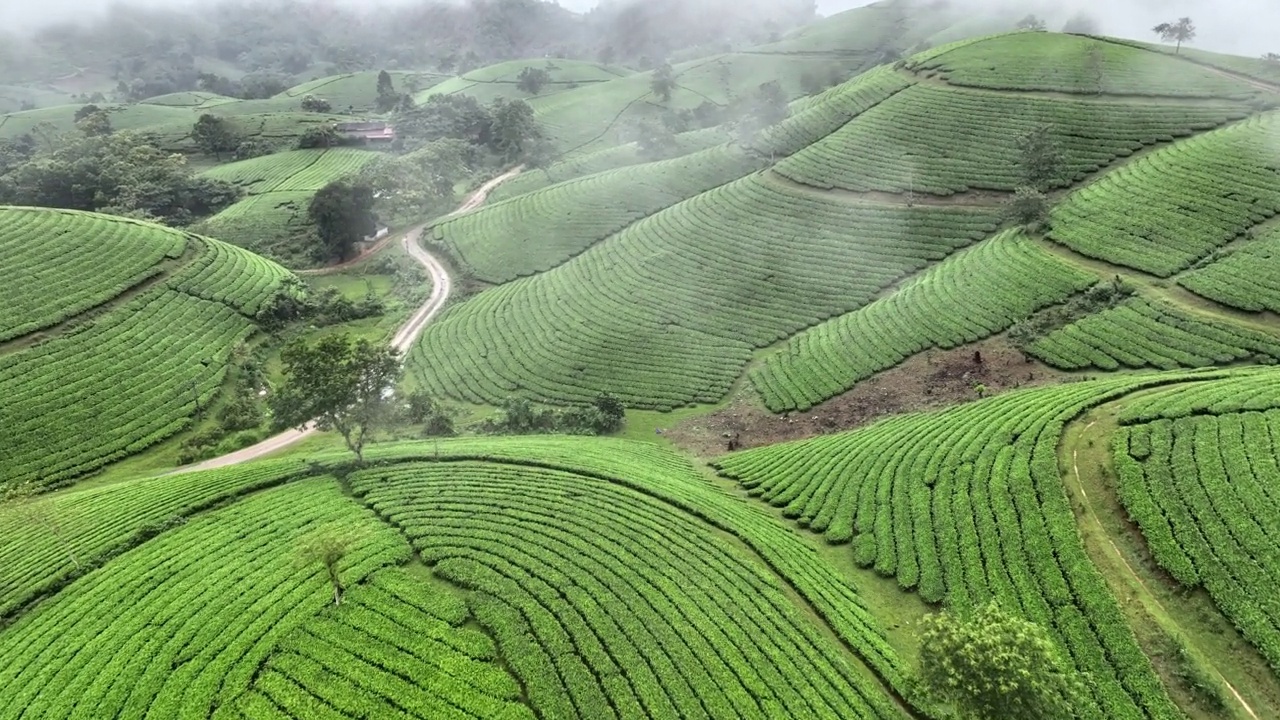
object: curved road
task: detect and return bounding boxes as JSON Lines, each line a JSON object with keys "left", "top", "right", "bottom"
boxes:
{"left": 176, "top": 167, "right": 521, "bottom": 474}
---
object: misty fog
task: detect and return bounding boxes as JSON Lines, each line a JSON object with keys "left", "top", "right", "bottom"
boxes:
{"left": 2, "top": 0, "right": 1279, "bottom": 56}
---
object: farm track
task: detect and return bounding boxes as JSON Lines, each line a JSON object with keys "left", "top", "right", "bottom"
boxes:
{"left": 1061, "top": 401, "right": 1264, "bottom": 720}
{"left": 174, "top": 167, "right": 522, "bottom": 474}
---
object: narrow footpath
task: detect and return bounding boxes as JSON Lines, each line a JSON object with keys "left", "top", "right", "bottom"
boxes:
{"left": 175, "top": 167, "right": 522, "bottom": 474}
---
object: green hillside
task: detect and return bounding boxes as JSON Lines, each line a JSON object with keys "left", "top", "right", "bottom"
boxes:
{"left": 0, "top": 207, "right": 295, "bottom": 489}
{"left": 419, "top": 59, "right": 629, "bottom": 105}
{"left": 196, "top": 148, "right": 381, "bottom": 261}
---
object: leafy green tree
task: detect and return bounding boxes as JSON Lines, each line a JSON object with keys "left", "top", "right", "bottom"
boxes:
{"left": 516, "top": 66, "right": 552, "bottom": 95}
{"left": 269, "top": 334, "right": 402, "bottom": 464}
{"left": 917, "top": 602, "right": 1082, "bottom": 720}
{"left": 300, "top": 94, "right": 332, "bottom": 113}
{"left": 376, "top": 69, "right": 399, "bottom": 112}
{"left": 76, "top": 110, "right": 113, "bottom": 137}
{"left": 1264, "top": 52, "right": 1280, "bottom": 64}
{"left": 1153, "top": 17, "right": 1196, "bottom": 54}
{"left": 73, "top": 104, "right": 103, "bottom": 123}
{"left": 404, "top": 391, "right": 459, "bottom": 437}
{"left": 1016, "top": 125, "right": 1065, "bottom": 192}
{"left": 650, "top": 62, "right": 677, "bottom": 102}
{"left": 297, "top": 125, "right": 340, "bottom": 149}
{"left": 1009, "top": 187, "right": 1050, "bottom": 228}
{"left": 488, "top": 99, "right": 543, "bottom": 163}
{"left": 296, "top": 524, "right": 357, "bottom": 606}
{"left": 191, "top": 114, "right": 240, "bottom": 160}
{"left": 1016, "top": 14, "right": 1046, "bottom": 31}
{"left": 309, "top": 179, "right": 378, "bottom": 261}
{"left": 354, "top": 138, "right": 469, "bottom": 226}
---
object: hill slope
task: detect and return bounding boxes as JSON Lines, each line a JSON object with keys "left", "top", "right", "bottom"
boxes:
{"left": 0, "top": 207, "right": 295, "bottom": 490}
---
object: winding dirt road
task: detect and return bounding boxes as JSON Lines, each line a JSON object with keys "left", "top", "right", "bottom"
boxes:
{"left": 174, "top": 167, "right": 521, "bottom": 474}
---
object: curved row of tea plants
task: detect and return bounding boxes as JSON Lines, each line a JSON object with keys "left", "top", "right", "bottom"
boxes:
{"left": 775, "top": 81, "right": 1249, "bottom": 195}
{"left": 751, "top": 230, "right": 1095, "bottom": 412}
{"left": 1177, "top": 225, "right": 1280, "bottom": 313}
{"left": 169, "top": 235, "right": 298, "bottom": 315}
{"left": 0, "top": 457, "right": 308, "bottom": 619}
{"left": 1048, "top": 112, "right": 1280, "bottom": 276}
{"left": 202, "top": 149, "right": 378, "bottom": 197}
{"left": 433, "top": 145, "right": 761, "bottom": 283}
{"left": 1115, "top": 410, "right": 1280, "bottom": 672}
{"left": 410, "top": 172, "right": 1001, "bottom": 409}
{"left": 1028, "top": 297, "right": 1280, "bottom": 370}
{"left": 0, "top": 479, "right": 409, "bottom": 719}
{"left": 1117, "top": 366, "right": 1280, "bottom": 423}
{"left": 352, "top": 459, "right": 904, "bottom": 719}
{"left": 0, "top": 208, "right": 187, "bottom": 341}
{"left": 752, "top": 64, "right": 912, "bottom": 158}
{"left": 0, "top": 289, "right": 255, "bottom": 489}
{"left": 907, "top": 32, "right": 1260, "bottom": 98}
{"left": 227, "top": 567, "right": 533, "bottom": 720}
{"left": 718, "top": 374, "right": 1218, "bottom": 720}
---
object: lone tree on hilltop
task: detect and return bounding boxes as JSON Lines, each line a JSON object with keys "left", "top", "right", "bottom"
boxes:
{"left": 270, "top": 334, "right": 402, "bottom": 465}
{"left": 1264, "top": 53, "right": 1280, "bottom": 64}
{"left": 191, "top": 114, "right": 239, "bottom": 160}
{"left": 916, "top": 602, "right": 1082, "bottom": 720}
{"left": 1153, "top": 17, "right": 1196, "bottom": 54}
{"left": 651, "top": 62, "right": 677, "bottom": 102}
{"left": 309, "top": 179, "right": 377, "bottom": 261}
{"left": 516, "top": 66, "right": 551, "bottom": 95}
{"left": 1016, "top": 14, "right": 1046, "bottom": 31}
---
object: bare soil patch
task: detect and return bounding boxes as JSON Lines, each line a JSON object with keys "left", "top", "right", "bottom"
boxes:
{"left": 667, "top": 336, "right": 1066, "bottom": 458}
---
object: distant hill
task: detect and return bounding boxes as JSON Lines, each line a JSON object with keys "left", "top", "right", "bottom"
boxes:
{"left": 0, "top": 207, "right": 295, "bottom": 489}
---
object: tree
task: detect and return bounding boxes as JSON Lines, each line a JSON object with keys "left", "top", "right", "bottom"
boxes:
{"left": 650, "top": 62, "right": 677, "bottom": 102}
{"left": 632, "top": 119, "right": 677, "bottom": 161}
{"left": 309, "top": 180, "right": 378, "bottom": 261}
{"left": 1061, "top": 12, "right": 1100, "bottom": 35}
{"left": 917, "top": 602, "right": 1082, "bottom": 720}
{"left": 191, "top": 114, "right": 239, "bottom": 160}
{"left": 73, "top": 104, "right": 103, "bottom": 123}
{"left": 1008, "top": 186, "right": 1050, "bottom": 228}
{"left": 76, "top": 110, "right": 113, "bottom": 137}
{"left": 516, "top": 66, "right": 551, "bottom": 95}
{"left": 1264, "top": 53, "right": 1280, "bottom": 64}
{"left": 301, "top": 95, "right": 332, "bottom": 113}
{"left": 297, "top": 125, "right": 340, "bottom": 149}
{"left": 488, "top": 99, "right": 544, "bottom": 163}
{"left": 1153, "top": 18, "right": 1196, "bottom": 54}
{"left": 1016, "top": 14, "right": 1046, "bottom": 31}
{"left": 1016, "top": 125, "right": 1064, "bottom": 192}
{"left": 376, "top": 70, "right": 399, "bottom": 112}
{"left": 269, "top": 334, "right": 402, "bottom": 464}
{"left": 297, "top": 525, "right": 356, "bottom": 606}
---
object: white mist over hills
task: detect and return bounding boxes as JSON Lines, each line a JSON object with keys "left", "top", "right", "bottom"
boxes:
{"left": 3, "top": 0, "right": 1278, "bottom": 56}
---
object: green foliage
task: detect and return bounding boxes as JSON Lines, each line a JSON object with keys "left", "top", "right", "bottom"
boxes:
{"left": 1008, "top": 279, "right": 1134, "bottom": 347}
{"left": 411, "top": 173, "right": 1001, "bottom": 410}
{"left": 752, "top": 230, "right": 1094, "bottom": 412}
{"left": 1015, "top": 15, "right": 1046, "bottom": 31}
{"left": 1048, "top": 113, "right": 1280, "bottom": 277}
{"left": 270, "top": 334, "right": 402, "bottom": 463}
{"left": 717, "top": 374, "right": 1231, "bottom": 719}
{"left": 1153, "top": 17, "right": 1197, "bottom": 53}
{"left": 1116, "top": 409, "right": 1280, "bottom": 676}
{"left": 917, "top": 602, "right": 1081, "bottom": 720}
{"left": 479, "top": 393, "right": 625, "bottom": 436}
{"left": 650, "top": 62, "right": 677, "bottom": 102}
{"left": 375, "top": 69, "right": 399, "bottom": 113}
{"left": 0, "top": 131, "right": 241, "bottom": 225}
{"left": 309, "top": 179, "right": 378, "bottom": 261}
{"left": 1008, "top": 186, "right": 1049, "bottom": 227}
{"left": 516, "top": 66, "right": 552, "bottom": 95}
{"left": 1178, "top": 224, "right": 1280, "bottom": 312}
{"left": 191, "top": 114, "right": 240, "bottom": 159}
{"left": 488, "top": 98, "right": 544, "bottom": 164}
{"left": 402, "top": 391, "right": 458, "bottom": 437}
{"left": 300, "top": 94, "right": 331, "bottom": 113}
{"left": 1016, "top": 125, "right": 1064, "bottom": 192}
{"left": 296, "top": 124, "right": 341, "bottom": 149}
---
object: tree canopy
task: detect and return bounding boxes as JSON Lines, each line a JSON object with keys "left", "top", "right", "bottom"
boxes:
{"left": 1153, "top": 17, "right": 1197, "bottom": 53}
{"left": 309, "top": 180, "right": 378, "bottom": 261}
{"left": 269, "top": 334, "right": 402, "bottom": 464}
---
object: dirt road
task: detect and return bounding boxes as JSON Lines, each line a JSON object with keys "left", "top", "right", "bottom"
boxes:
{"left": 174, "top": 167, "right": 521, "bottom": 474}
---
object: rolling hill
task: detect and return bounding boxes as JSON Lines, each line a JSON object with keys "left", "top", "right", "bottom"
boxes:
{"left": 0, "top": 207, "right": 295, "bottom": 490}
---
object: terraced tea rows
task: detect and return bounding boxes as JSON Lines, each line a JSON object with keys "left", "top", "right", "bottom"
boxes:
{"left": 718, "top": 376, "right": 1210, "bottom": 720}
{"left": 352, "top": 460, "right": 903, "bottom": 719}
{"left": 1048, "top": 112, "right": 1280, "bottom": 276}
{"left": 0, "top": 208, "right": 187, "bottom": 341}
{"left": 1115, "top": 410, "right": 1280, "bottom": 671}
{"left": 411, "top": 172, "right": 1001, "bottom": 409}
{"left": 0, "top": 480, "right": 408, "bottom": 719}
{"left": 228, "top": 568, "right": 533, "bottom": 720}
{"left": 0, "top": 458, "right": 308, "bottom": 618}
{"left": 1119, "top": 367, "right": 1280, "bottom": 423}
{"left": 168, "top": 236, "right": 298, "bottom": 315}
{"left": 1029, "top": 297, "right": 1280, "bottom": 370}
{"left": 752, "top": 231, "right": 1094, "bottom": 412}
{"left": 433, "top": 145, "right": 761, "bottom": 283}
{"left": 1178, "top": 226, "right": 1280, "bottom": 313}
{"left": 907, "top": 32, "right": 1260, "bottom": 98}
{"left": 775, "top": 82, "right": 1250, "bottom": 195}
{"left": 751, "top": 64, "right": 911, "bottom": 158}
{"left": 202, "top": 148, "right": 378, "bottom": 196}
